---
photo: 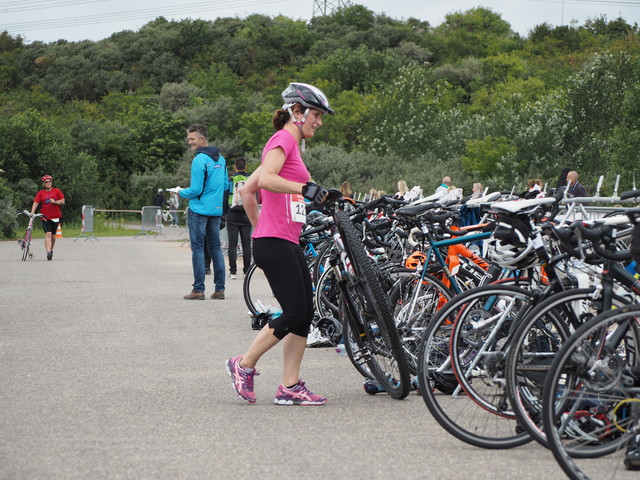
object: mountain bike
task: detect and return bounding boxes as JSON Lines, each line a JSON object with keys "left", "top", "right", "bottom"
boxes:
{"left": 322, "top": 189, "right": 411, "bottom": 399}
{"left": 17, "top": 210, "right": 44, "bottom": 261}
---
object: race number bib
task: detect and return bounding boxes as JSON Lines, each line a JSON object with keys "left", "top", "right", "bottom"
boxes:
{"left": 290, "top": 194, "right": 306, "bottom": 223}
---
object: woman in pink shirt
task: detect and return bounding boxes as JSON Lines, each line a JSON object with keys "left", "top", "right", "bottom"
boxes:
{"left": 226, "top": 83, "right": 334, "bottom": 405}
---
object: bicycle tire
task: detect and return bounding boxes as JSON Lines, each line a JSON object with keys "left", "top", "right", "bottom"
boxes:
{"left": 311, "top": 240, "right": 334, "bottom": 288}
{"left": 315, "top": 266, "right": 340, "bottom": 318}
{"left": 242, "top": 262, "right": 281, "bottom": 318}
{"left": 389, "top": 272, "right": 453, "bottom": 374}
{"left": 505, "top": 288, "right": 629, "bottom": 449}
{"left": 334, "top": 209, "right": 410, "bottom": 399}
{"left": 341, "top": 295, "right": 374, "bottom": 381}
{"left": 417, "top": 284, "right": 535, "bottom": 449}
{"left": 21, "top": 229, "right": 31, "bottom": 261}
{"left": 541, "top": 305, "right": 640, "bottom": 480}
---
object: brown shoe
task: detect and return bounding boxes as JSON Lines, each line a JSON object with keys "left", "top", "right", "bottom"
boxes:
{"left": 184, "top": 290, "right": 205, "bottom": 300}
{"left": 211, "top": 291, "right": 225, "bottom": 300}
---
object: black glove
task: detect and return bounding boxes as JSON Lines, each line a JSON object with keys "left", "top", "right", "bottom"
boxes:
{"left": 302, "top": 182, "right": 328, "bottom": 204}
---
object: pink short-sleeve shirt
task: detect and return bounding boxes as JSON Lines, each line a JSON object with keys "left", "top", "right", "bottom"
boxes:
{"left": 252, "top": 129, "right": 310, "bottom": 244}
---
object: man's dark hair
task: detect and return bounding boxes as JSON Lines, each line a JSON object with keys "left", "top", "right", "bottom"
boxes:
{"left": 235, "top": 157, "right": 247, "bottom": 171}
{"left": 187, "top": 123, "right": 208, "bottom": 139}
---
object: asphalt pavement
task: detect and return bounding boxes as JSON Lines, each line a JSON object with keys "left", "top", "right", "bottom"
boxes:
{"left": 0, "top": 227, "right": 569, "bottom": 480}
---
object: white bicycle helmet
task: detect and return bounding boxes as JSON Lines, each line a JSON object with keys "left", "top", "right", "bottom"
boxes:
{"left": 281, "top": 82, "right": 334, "bottom": 151}
{"left": 486, "top": 214, "right": 538, "bottom": 270}
{"left": 282, "top": 82, "right": 334, "bottom": 115}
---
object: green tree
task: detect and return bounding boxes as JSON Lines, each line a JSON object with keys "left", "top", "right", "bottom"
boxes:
{"left": 427, "top": 7, "right": 523, "bottom": 62}
{"left": 461, "top": 136, "right": 517, "bottom": 179}
{"left": 238, "top": 109, "right": 275, "bottom": 154}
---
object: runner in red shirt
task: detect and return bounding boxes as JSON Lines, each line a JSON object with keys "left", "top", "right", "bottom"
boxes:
{"left": 30, "top": 174, "right": 65, "bottom": 261}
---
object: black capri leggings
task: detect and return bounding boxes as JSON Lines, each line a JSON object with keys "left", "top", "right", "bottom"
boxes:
{"left": 253, "top": 237, "right": 313, "bottom": 339}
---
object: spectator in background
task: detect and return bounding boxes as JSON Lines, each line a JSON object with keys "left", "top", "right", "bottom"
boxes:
{"left": 153, "top": 188, "right": 168, "bottom": 208}
{"left": 226, "top": 157, "right": 252, "bottom": 279}
{"left": 169, "top": 190, "right": 179, "bottom": 227}
{"left": 522, "top": 178, "right": 543, "bottom": 199}
{"left": 567, "top": 171, "right": 588, "bottom": 197}
{"left": 340, "top": 181, "right": 353, "bottom": 199}
{"left": 178, "top": 123, "right": 228, "bottom": 300}
{"left": 30, "top": 174, "right": 64, "bottom": 261}
{"left": 363, "top": 187, "right": 378, "bottom": 202}
{"left": 435, "top": 176, "right": 451, "bottom": 196}
{"left": 395, "top": 180, "right": 409, "bottom": 198}
{"left": 471, "top": 182, "right": 484, "bottom": 199}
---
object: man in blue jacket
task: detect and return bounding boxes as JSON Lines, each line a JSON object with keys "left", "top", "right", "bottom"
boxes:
{"left": 179, "top": 124, "right": 228, "bottom": 300}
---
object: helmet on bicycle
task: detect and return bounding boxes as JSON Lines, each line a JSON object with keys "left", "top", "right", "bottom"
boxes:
{"left": 486, "top": 214, "right": 537, "bottom": 270}
{"left": 405, "top": 252, "right": 427, "bottom": 270}
{"left": 41, "top": 175, "right": 53, "bottom": 182}
{"left": 560, "top": 410, "right": 612, "bottom": 444}
{"left": 282, "top": 82, "right": 335, "bottom": 116}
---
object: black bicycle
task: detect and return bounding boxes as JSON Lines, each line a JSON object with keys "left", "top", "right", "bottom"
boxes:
{"left": 322, "top": 190, "right": 411, "bottom": 399}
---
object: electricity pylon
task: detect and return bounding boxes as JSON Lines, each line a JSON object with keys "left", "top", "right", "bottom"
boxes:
{"left": 312, "top": 0, "right": 350, "bottom": 17}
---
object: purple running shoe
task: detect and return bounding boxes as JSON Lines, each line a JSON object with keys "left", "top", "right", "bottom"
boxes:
{"left": 274, "top": 381, "right": 327, "bottom": 405}
{"left": 225, "top": 356, "right": 258, "bottom": 403}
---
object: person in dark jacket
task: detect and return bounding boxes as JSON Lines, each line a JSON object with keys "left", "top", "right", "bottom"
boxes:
{"left": 567, "top": 171, "right": 588, "bottom": 197}
{"left": 226, "top": 157, "right": 252, "bottom": 279}
{"left": 153, "top": 189, "right": 168, "bottom": 208}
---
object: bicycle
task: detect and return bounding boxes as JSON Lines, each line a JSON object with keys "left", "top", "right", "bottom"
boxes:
{"left": 541, "top": 305, "right": 640, "bottom": 480}
{"left": 17, "top": 210, "right": 44, "bottom": 261}
{"left": 322, "top": 189, "right": 411, "bottom": 399}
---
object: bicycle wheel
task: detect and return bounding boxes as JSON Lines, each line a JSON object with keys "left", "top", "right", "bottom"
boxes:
{"left": 315, "top": 266, "right": 340, "bottom": 318}
{"left": 242, "top": 263, "right": 281, "bottom": 318}
{"left": 389, "top": 272, "right": 453, "bottom": 374}
{"left": 542, "top": 305, "right": 640, "bottom": 480}
{"left": 334, "top": 209, "right": 410, "bottom": 399}
{"left": 311, "top": 240, "right": 334, "bottom": 288}
{"left": 21, "top": 229, "right": 31, "bottom": 261}
{"left": 341, "top": 294, "right": 374, "bottom": 380}
{"left": 506, "top": 288, "right": 629, "bottom": 449}
{"left": 417, "top": 284, "right": 535, "bottom": 449}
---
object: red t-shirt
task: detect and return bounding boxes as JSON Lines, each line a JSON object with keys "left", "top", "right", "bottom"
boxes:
{"left": 34, "top": 188, "right": 64, "bottom": 219}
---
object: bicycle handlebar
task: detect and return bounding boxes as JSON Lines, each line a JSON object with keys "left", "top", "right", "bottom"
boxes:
{"left": 17, "top": 210, "right": 45, "bottom": 219}
{"left": 571, "top": 220, "right": 631, "bottom": 262}
{"left": 621, "top": 189, "right": 640, "bottom": 201}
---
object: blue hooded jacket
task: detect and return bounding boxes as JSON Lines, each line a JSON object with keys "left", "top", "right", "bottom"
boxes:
{"left": 179, "top": 146, "right": 228, "bottom": 216}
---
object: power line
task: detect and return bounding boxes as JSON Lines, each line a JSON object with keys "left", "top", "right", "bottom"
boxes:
{"left": 0, "top": 0, "right": 108, "bottom": 14}
{"left": 1, "top": 0, "right": 296, "bottom": 33}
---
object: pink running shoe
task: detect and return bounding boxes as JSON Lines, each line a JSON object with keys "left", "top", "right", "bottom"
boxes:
{"left": 225, "top": 356, "right": 259, "bottom": 403}
{"left": 274, "top": 381, "right": 328, "bottom": 405}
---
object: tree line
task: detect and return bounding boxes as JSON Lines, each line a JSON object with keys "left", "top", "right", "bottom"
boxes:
{"left": 0, "top": 4, "right": 639, "bottom": 236}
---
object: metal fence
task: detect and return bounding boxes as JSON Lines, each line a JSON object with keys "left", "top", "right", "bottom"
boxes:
{"left": 135, "top": 206, "right": 164, "bottom": 238}
{"left": 74, "top": 205, "right": 98, "bottom": 242}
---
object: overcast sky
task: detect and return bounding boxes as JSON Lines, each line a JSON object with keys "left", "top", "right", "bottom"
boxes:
{"left": 1, "top": 0, "right": 639, "bottom": 44}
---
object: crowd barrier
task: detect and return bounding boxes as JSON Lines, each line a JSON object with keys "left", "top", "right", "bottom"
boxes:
{"left": 74, "top": 205, "right": 98, "bottom": 242}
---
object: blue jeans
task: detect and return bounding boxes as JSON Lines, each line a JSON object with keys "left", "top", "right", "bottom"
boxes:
{"left": 188, "top": 212, "right": 225, "bottom": 293}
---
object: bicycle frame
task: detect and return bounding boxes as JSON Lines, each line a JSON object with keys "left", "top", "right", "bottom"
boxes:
{"left": 17, "top": 210, "right": 43, "bottom": 261}
{"left": 422, "top": 230, "right": 493, "bottom": 294}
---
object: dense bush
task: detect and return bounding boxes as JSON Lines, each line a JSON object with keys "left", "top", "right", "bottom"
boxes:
{"left": 1, "top": 5, "right": 639, "bottom": 238}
